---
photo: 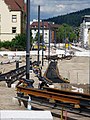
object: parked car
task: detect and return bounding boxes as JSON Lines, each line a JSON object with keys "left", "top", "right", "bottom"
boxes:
{"left": 32, "top": 43, "right": 46, "bottom": 50}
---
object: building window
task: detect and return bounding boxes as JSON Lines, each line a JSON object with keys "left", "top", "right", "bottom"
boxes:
{"left": 34, "top": 28, "right": 36, "bottom": 31}
{"left": 12, "top": 15, "right": 17, "bottom": 22}
{"left": 0, "top": 14, "right": 1, "bottom": 22}
{"left": 12, "top": 27, "right": 16, "bottom": 33}
{"left": 45, "top": 33, "right": 47, "bottom": 35}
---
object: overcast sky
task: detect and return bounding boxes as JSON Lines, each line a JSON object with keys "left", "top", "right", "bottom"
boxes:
{"left": 24, "top": 0, "right": 90, "bottom": 20}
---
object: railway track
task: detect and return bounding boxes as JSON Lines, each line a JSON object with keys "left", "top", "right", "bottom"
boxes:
{"left": 0, "top": 60, "right": 69, "bottom": 87}
{"left": 0, "top": 65, "right": 26, "bottom": 87}
{"left": 16, "top": 86, "right": 90, "bottom": 116}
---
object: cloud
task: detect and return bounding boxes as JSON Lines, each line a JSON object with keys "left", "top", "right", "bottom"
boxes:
{"left": 29, "top": 0, "right": 90, "bottom": 20}
{"left": 56, "top": 4, "right": 65, "bottom": 9}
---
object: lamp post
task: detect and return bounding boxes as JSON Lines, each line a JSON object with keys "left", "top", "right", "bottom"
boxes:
{"left": 37, "top": 5, "right": 40, "bottom": 66}
{"left": 64, "top": 28, "right": 66, "bottom": 55}
{"left": 48, "top": 26, "right": 51, "bottom": 61}
{"left": 26, "top": 0, "right": 30, "bottom": 79}
{"left": 42, "top": 20, "right": 44, "bottom": 66}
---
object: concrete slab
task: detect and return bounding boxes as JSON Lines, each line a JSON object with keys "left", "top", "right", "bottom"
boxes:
{"left": 0, "top": 110, "right": 53, "bottom": 120}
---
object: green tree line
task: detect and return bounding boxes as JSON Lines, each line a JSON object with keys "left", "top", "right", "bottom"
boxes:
{"left": 45, "top": 8, "right": 90, "bottom": 27}
{"left": 56, "top": 24, "right": 78, "bottom": 43}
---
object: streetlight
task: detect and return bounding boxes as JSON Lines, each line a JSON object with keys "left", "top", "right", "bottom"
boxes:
{"left": 26, "top": 0, "right": 30, "bottom": 79}
{"left": 37, "top": 5, "right": 40, "bottom": 66}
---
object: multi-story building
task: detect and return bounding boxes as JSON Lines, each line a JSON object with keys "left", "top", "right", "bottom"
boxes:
{"left": 30, "top": 20, "right": 60, "bottom": 43}
{"left": 88, "top": 28, "right": 90, "bottom": 46}
{"left": 0, "top": 0, "right": 26, "bottom": 41}
{"left": 80, "top": 15, "right": 90, "bottom": 48}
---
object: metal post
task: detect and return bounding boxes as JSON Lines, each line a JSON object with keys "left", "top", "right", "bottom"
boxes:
{"left": 37, "top": 5, "right": 40, "bottom": 66}
{"left": 16, "top": 61, "right": 19, "bottom": 69}
{"left": 61, "top": 106, "right": 64, "bottom": 120}
{"left": 77, "top": 72, "right": 78, "bottom": 84}
{"left": 48, "top": 27, "right": 51, "bottom": 59}
{"left": 26, "top": 0, "right": 30, "bottom": 79}
{"left": 68, "top": 33, "right": 70, "bottom": 50}
{"left": 54, "top": 30, "right": 56, "bottom": 47}
{"left": 64, "top": 29, "right": 66, "bottom": 55}
{"left": 64, "top": 110, "right": 67, "bottom": 120}
{"left": 42, "top": 20, "right": 44, "bottom": 66}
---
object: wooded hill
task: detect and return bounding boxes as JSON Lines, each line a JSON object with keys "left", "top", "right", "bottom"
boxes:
{"left": 45, "top": 8, "right": 90, "bottom": 27}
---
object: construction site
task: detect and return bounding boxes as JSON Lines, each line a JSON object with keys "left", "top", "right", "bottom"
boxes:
{"left": 0, "top": 0, "right": 90, "bottom": 119}
{"left": 0, "top": 51, "right": 90, "bottom": 120}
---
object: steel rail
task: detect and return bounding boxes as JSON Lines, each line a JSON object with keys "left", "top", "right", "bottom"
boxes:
{"left": 16, "top": 95, "right": 90, "bottom": 117}
{"left": 16, "top": 86, "right": 90, "bottom": 107}
{"left": 0, "top": 65, "right": 26, "bottom": 87}
{"left": 16, "top": 86, "right": 81, "bottom": 104}
{"left": 16, "top": 85, "right": 90, "bottom": 116}
{"left": 43, "top": 87, "right": 90, "bottom": 99}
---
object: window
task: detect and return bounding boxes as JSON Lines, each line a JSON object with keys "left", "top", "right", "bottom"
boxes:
{"left": 34, "top": 28, "right": 36, "bottom": 31}
{"left": 12, "top": 15, "right": 17, "bottom": 22}
{"left": 45, "top": 33, "right": 47, "bottom": 35}
{"left": 12, "top": 27, "right": 16, "bottom": 33}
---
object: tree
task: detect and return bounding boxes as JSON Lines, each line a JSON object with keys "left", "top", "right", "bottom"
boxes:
{"left": 45, "top": 8, "right": 90, "bottom": 27}
{"left": 11, "top": 32, "right": 33, "bottom": 50}
{"left": 56, "top": 24, "right": 77, "bottom": 43}
{"left": 34, "top": 32, "right": 43, "bottom": 43}
{"left": 0, "top": 41, "right": 3, "bottom": 48}
{"left": 0, "top": 41, "right": 11, "bottom": 50}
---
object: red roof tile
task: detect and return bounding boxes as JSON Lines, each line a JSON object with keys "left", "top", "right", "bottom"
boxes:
{"left": 4, "top": 0, "right": 26, "bottom": 12}
{"left": 31, "top": 22, "right": 50, "bottom": 28}
{"left": 30, "top": 21, "right": 60, "bottom": 29}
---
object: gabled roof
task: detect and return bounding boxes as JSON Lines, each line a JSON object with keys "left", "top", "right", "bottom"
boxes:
{"left": 4, "top": 0, "right": 26, "bottom": 12}
{"left": 31, "top": 22, "right": 50, "bottom": 28}
{"left": 30, "top": 21, "right": 60, "bottom": 29}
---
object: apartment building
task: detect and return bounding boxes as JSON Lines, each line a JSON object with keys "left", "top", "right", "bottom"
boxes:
{"left": 0, "top": 0, "right": 26, "bottom": 41}
{"left": 80, "top": 15, "right": 90, "bottom": 48}
{"left": 30, "top": 20, "right": 60, "bottom": 43}
{"left": 88, "top": 28, "right": 90, "bottom": 47}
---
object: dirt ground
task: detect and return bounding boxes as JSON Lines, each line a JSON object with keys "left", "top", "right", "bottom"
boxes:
{"left": 0, "top": 55, "right": 90, "bottom": 120}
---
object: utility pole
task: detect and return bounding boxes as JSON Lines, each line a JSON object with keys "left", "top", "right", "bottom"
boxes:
{"left": 37, "top": 5, "right": 40, "bottom": 66}
{"left": 68, "top": 32, "right": 70, "bottom": 50}
{"left": 54, "top": 30, "right": 56, "bottom": 47}
{"left": 26, "top": 0, "right": 30, "bottom": 79}
{"left": 48, "top": 26, "right": 51, "bottom": 62}
{"left": 42, "top": 20, "right": 44, "bottom": 66}
{"left": 64, "top": 28, "right": 66, "bottom": 55}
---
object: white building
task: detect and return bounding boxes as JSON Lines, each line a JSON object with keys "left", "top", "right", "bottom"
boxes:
{"left": 80, "top": 15, "right": 90, "bottom": 47}
{"left": 30, "top": 20, "right": 60, "bottom": 44}
{"left": 0, "top": 0, "right": 26, "bottom": 41}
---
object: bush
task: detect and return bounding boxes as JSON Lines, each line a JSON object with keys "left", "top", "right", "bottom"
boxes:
{"left": 0, "top": 33, "right": 33, "bottom": 51}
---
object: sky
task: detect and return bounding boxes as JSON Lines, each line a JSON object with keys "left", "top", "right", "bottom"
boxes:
{"left": 24, "top": 0, "right": 90, "bottom": 20}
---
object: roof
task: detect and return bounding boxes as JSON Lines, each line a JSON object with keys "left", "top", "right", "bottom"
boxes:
{"left": 31, "top": 22, "right": 49, "bottom": 28}
{"left": 30, "top": 21, "right": 60, "bottom": 29}
{"left": 84, "top": 15, "right": 90, "bottom": 18}
{"left": 4, "top": 0, "right": 26, "bottom": 12}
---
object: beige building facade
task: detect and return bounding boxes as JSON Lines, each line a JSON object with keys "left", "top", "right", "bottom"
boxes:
{"left": 0, "top": 0, "right": 26, "bottom": 41}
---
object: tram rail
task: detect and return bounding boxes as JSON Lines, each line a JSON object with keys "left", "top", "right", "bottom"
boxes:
{"left": 16, "top": 86, "right": 90, "bottom": 116}
{"left": 0, "top": 65, "right": 26, "bottom": 87}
